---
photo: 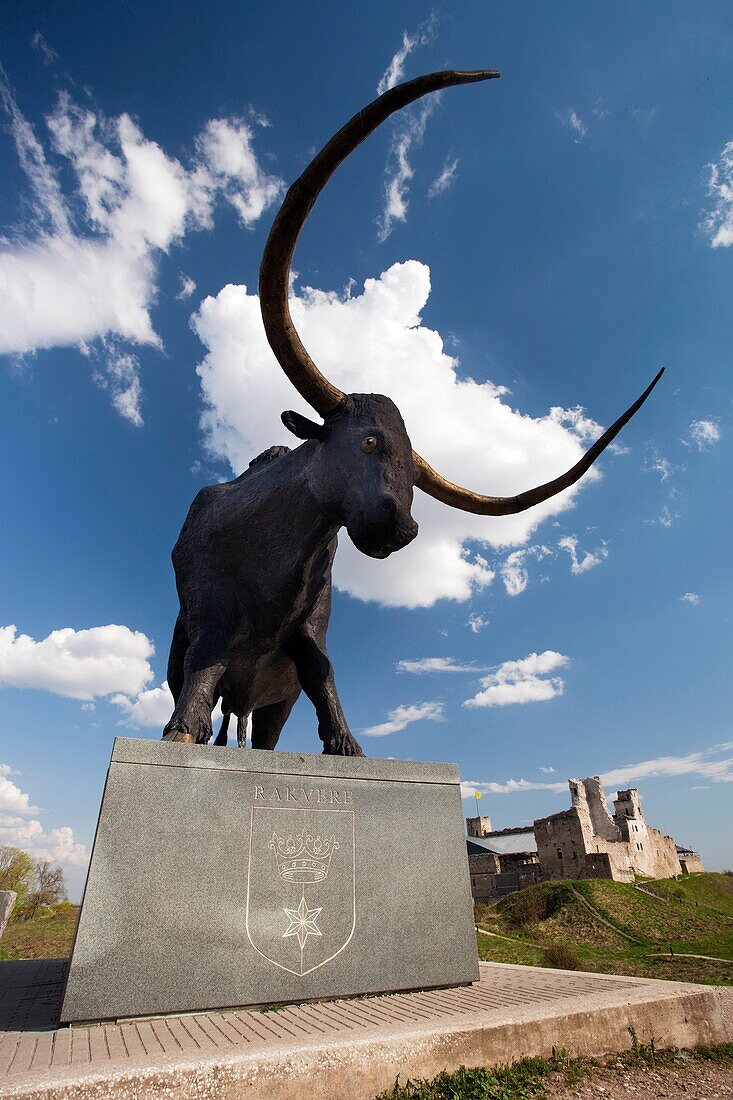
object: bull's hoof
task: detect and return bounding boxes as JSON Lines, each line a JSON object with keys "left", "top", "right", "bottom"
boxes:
{"left": 162, "top": 723, "right": 196, "bottom": 743}
{"left": 162, "top": 719, "right": 211, "bottom": 744}
{"left": 322, "top": 732, "right": 365, "bottom": 757}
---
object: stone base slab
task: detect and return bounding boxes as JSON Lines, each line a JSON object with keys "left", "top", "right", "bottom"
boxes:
{"left": 1, "top": 961, "right": 727, "bottom": 1099}
{"left": 61, "top": 739, "right": 478, "bottom": 1023}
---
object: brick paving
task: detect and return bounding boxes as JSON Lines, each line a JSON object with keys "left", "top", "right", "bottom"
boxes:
{"left": 0, "top": 960, "right": 724, "bottom": 1099}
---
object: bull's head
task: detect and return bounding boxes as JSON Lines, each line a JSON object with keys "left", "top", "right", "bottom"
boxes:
{"left": 281, "top": 396, "right": 418, "bottom": 558}
{"left": 261, "top": 70, "right": 663, "bottom": 558}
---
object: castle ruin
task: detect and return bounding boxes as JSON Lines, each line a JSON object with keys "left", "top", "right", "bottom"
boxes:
{"left": 467, "top": 777, "right": 703, "bottom": 901}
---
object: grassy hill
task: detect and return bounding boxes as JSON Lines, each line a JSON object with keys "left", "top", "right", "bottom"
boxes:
{"left": 476, "top": 873, "right": 733, "bottom": 985}
{"left": 2, "top": 874, "right": 732, "bottom": 988}
{"left": 0, "top": 903, "right": 79, "bottom": 961}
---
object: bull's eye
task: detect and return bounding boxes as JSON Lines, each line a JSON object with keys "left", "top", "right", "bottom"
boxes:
{"left": 361, "top": 435, "right": 378, "bottom": 454}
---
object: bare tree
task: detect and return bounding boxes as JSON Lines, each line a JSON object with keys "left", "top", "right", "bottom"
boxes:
{"left": 24, "top": 859, "right": 66, "bottom": 919}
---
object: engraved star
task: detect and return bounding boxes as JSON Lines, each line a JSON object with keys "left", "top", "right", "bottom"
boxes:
{"left": 282, "top": 896, "right": 323, "bottom": 950}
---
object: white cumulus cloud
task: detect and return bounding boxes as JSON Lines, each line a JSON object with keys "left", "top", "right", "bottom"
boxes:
{"left": 467, "top": 613, "right": 488, "bottom": 633}
{"left": 461, "top": 777, "right": 565, "bottom": 798}
{"left": 643, "top": 448, "right": 674, "bottom": 481}
{"left": 176, "top": 274, "right": 197, "bottom": 300}
{"left": 376, "top": 18, "right": 435, "bottom": 96}
{"left": 703, "top": 139, "right": 733, "bottom": 247}
{"left": 556, "top": 108, "right": 587, "bottom": 142}
{"left": 193, "top": 261, "right": 611, "bottom": 608}
{"left": 557, "top": 534, "right": 608, "bottom": 575}
{"left": 374, "top": 17, "right": 441, "bottom": 241}
{"left": 464, "top": 650, "right": 569, "bottom": 708}
{"left": 111, "top": 680, "right": 174, "bottom": 727}
{"left": 599, "top": 741, "right": 733, "bottom": 787}
{"left": 396, "top": 657, "right": 479, "bottom": 674}
{"left": 377, "top": 100, "right": 436, "bottom": 242}
{"left": 361, "top": 700, "right": 444, "bottom": 737}
{"left": 0, "top": 816, "right": 88, "bottom": 867}
{"left": 428, "top": 157, "right": 459, "bottom": 199}
{"left": 500, "top": 545, "right": 552, "bottom": 596}
{"left": 680, "top": 592, "right": 700, "bottom": 605}
{"left": 0, "top": 70, "right": 282, "bottom": 418}
{"left": 0, "top": 764, "right": 88, "bottom": 875}
{"left": 0, "top": 623, "right": 154, "bottom": 701}
{"left": 686, "top": 419, "right": 721, "bottom": 450}
{"left": 462, "top": 741, "right": 733, "bottom": 802}
{"left": 0, "top": 772, "right": 39, "bottom": 814}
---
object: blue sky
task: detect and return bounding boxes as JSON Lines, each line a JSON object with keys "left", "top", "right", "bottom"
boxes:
{"left": 1, "top": 2, "right": 731, "bottom": 899}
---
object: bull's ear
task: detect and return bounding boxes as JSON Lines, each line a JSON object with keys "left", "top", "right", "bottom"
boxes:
{"left": 281, "top": 410, "right": 327, "bottom": 441}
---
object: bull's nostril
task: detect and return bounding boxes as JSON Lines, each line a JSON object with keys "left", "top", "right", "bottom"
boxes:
{"left": 379, "top": 497, "right": 398, "bottom": 523}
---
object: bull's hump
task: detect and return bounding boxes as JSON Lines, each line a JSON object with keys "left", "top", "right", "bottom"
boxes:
{"left": 247, "top": 444, "right": 291, "bottom": 471}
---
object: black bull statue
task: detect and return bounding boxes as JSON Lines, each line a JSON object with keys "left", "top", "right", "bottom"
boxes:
{"left": 162, "top": 70, "right": 663, "bottom": 755}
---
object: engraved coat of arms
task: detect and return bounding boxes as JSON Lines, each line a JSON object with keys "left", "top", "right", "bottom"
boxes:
{"left": 245, "top": 805, "right": 355, "bottom": 976}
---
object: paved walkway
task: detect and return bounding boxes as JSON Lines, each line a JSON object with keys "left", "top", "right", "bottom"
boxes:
{"left": 0, "top": 958, "right": 727, "bottom": 1099}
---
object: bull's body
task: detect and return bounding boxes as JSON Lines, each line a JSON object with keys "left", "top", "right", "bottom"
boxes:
{"left": 167, "top": 441, "right": 363, "bottom": 754}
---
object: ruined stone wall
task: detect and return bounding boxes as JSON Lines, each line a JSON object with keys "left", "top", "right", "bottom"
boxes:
{"left": 468, "top": 851, "right": 500, "bottom": 900}
{"left": 536, "top": 779, "right": 696, "bottom": 884}
{"left": 468, "top": 853, "right": 542, "bottom": 901}
{"left": 534, "top": 808, "right": 596, "bottom": 879}
{"left": 678, "top": 852, "right": 705, "bottom": 874}
{"left": 581, "top": 776, "right": 622, "bottom": 841}
{"left": 499, "top": 851, "right": 540, "bottom": 875}
{"left": 535, "top": 783, "right": 636, "bottom": 883}
{"left": 613, "top": 788, "right": 681, "bottom": 879}
{"left": 478, "top": 779, "right": 702, "bottom": 891}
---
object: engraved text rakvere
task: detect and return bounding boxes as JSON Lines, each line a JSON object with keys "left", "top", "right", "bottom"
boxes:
{"left": 253, "top": 786, "right": 354, "bottom": 805}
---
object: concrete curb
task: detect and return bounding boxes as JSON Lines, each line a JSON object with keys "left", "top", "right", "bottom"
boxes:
{"left": 1, "top": 963, "right": 727, "bottom": 1100}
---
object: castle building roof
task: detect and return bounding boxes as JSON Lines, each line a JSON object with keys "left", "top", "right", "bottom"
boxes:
{"left": 466, "top": 829, "right": 537, "bottom": 856}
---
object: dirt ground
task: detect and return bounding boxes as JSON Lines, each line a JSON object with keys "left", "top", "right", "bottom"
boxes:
{"left": 546, "top": 989, "right": 733, "bottom": 1099}
{"left": 544, "top": 1059, "right": 733, "bottom": 1098}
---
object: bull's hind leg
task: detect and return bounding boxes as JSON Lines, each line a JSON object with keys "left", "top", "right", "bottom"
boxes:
{"left": 251, "top": 693, "right": 299, "bottom": 750}
{"left": 162, "top": 627, "right": 228, "bottom": 744}
{"left": 214, "top": 709, "right": 230, "bottom": 747}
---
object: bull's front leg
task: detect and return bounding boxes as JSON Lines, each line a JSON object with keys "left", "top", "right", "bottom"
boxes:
{"left": 162, "top": 628, "right": 228, "bottom": 745}
{"left": 285, "top": 631, "right": 364, "bottom": 756}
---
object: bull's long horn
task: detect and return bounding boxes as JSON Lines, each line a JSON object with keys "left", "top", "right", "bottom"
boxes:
{"left": 259, "top": 69, "right": 500, "bottom": 416}
{"left": 260, "top": 70, "right": 661, "bottom": 513}
{"left": 415, "top": 367, "right": 665, "bottom": 515}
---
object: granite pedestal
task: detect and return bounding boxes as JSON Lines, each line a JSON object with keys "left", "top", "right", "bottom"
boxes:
{"left": 60, "top": 738, "right": 478, "bottom": 1023}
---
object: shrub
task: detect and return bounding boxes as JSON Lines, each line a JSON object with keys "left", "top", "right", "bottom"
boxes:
{"left": 0, "top": 847, "right": 36, "bottom": 918}
{"left": 503, "top": 883, "right": 574, "bottom": 930}
{"left": 543, "top": 943, "right": 581, "bottom": 970}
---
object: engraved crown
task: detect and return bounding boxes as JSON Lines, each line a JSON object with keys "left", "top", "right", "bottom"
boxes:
{"left": 269, "top": 827, "right": 339, "bottom": 883}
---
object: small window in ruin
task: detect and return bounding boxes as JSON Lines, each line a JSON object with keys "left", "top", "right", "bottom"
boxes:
{"left": 557, "top": 848, "right": 563, "bottom": 859}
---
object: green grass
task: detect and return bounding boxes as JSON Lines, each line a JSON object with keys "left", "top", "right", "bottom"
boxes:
{"left": 475, "top": 873, "right": 733, "bottom": 986}
{"left": 375, "top": 1041, "right": 733, "bottom": 1099}
{"left": 0, "top": 902, "right": 79, "bottom": 960}
{"left": 638, "top": 872, "right": 733, "bottom": 918}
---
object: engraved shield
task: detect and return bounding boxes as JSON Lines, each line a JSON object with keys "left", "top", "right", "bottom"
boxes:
{"left": 245, "top": 805, "right": 355, "bottom": 976}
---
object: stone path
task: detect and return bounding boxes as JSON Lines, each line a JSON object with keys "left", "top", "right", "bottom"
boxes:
{"left": 0, "top": 959, "right": 726, "bottom": 1099}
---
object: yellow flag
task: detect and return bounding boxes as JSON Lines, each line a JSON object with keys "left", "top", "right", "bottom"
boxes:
{"left": 476, "top": 791, "right": 482, "bottom": 799}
